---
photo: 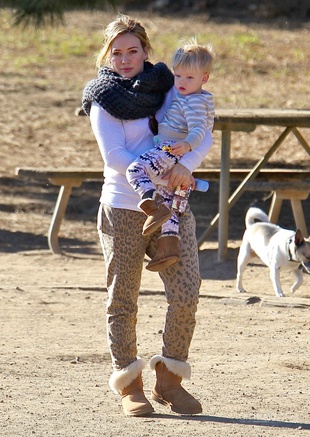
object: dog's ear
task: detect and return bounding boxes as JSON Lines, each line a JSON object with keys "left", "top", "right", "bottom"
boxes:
{"left": 295, "top": 229, "right": 304, "bottom": 246}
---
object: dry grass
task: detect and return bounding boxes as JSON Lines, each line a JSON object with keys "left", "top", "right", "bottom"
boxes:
{"left": 1, "top": 9, "right": 310, "bottom": 175}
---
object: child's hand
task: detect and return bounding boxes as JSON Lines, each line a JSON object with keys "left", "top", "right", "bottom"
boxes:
{"left": 170, "top": 141, "right": 191, "bottom": 156}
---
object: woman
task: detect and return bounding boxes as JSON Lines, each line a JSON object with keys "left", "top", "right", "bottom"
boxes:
{"left": 82, "top": 13, "right": 214, "bottom": 417}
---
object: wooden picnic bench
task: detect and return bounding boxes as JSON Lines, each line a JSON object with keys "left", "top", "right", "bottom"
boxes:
{"left": 16, "top": 167, "right": 310, "bottom": 255}
{"left": 15, "top": 168, "right": 103, "bottom": 254}
{"left": 210, "top": 108, "right": 310, "bottom": 260}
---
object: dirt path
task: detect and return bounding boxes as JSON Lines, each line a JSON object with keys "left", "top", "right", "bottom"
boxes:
{"left": 1, "top": 243, "right": 310, "bottom": 436}
{"left": 1, "top": 9, "right": 310, "bottom": 436}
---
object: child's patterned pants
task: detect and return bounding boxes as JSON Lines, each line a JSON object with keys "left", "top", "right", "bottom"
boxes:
{"left": 126, "top": 142, "right": 182, "bottom": 236}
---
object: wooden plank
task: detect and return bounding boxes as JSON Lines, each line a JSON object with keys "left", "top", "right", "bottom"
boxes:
{"left": 214, "top": 108, "right": 310, "bottom": 128}
{"left": 77, "top": 106, "right": 310, "bottom": 128}
{"left": 245, "top": 181, "right": 310, "bottom": 191}
{"left": 76, "top": 107, "right": 310, "bottom": 121}
{"left": 193, "top": 168, "right": 310, "bottom": 181}
{"left": 16, "top": 167, "right": 104, "bottom": 181}
{"left": 16, "top": 167, "right": 310, "bottom": 183}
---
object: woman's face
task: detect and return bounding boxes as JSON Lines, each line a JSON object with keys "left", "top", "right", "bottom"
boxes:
{"left": 110, "top": 33, "right": 148, "bottom": 78}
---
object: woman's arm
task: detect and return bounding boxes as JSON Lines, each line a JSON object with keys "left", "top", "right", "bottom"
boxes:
{"left": 89, "top": 102, "right": 137, "bottom": 175}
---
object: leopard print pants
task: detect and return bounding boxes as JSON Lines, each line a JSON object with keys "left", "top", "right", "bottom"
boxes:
{"left": 98, "top": 203, "right": 201, "bottom": 371}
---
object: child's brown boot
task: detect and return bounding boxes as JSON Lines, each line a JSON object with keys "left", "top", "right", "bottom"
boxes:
{"left": 146, "top": 235, "right": 179, "bottom": 272}
{"left": 138, "top": 195, "right": 172, "bottom": 235}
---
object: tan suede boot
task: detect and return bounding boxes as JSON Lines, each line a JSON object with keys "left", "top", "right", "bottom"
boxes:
{"left": 138, "top": 196, "right": 172, "bottom": 236}
{"left": 146, "top": 235, "right": 179, "bottom": 272}
{"left": 119, "top": 374, "right": 154, "bottom": 416}
{"left": 150, "top": 356, "right": 202, "bottom": 415}
{"left": 109, "top": 358, "right": 154, "bottom": 417}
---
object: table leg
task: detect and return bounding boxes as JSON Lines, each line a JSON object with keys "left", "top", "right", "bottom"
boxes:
{"left": 291, "top": 198, "right": 308, "bottom": 236}
{"left": 48, "top": 185, "right": 73, "bottom": 254}
{"left": 218, "top": 129, "right": 231, "bottom": 261}
{"left": 268, "top": 193, "right": 283, "bottom": 223}
{"left": 269, "top": 189, "right": 309, "bottom": 236}
{"left": 47, "top": 178, "right": 82, "bottom": 254}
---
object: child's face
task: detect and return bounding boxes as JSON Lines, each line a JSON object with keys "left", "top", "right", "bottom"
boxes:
{"left": 174, "top": 66, "right": 209, "bottom": 95}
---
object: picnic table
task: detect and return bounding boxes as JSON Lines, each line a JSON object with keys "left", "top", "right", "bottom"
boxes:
{"left": 204, "top": 108, "right": 310, "bottom": 261}
{"left": 16, "top": 108, "right": 310, "bottom": 256}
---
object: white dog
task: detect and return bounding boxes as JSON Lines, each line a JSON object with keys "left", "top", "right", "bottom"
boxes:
{"left": 236, "top": 207, "right": 310, "bottom": 297}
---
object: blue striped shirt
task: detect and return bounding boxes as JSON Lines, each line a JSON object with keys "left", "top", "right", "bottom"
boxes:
{"left": 158, "top": 89, "right": 214, "bottom": 150}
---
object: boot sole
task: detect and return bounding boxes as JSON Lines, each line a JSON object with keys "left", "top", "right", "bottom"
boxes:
{"left": 125, "top": 406, "right": 155, "bottom": 417}
{"left": 151, "top": 393, "right": 202, "bottom": 415}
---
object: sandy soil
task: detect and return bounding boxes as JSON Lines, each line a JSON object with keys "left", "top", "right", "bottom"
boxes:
{"left": 1, "top": 245, "right": 310, "bottom": 436}
{"left": 0, "top": 9, "right": 310, "bottom": 437}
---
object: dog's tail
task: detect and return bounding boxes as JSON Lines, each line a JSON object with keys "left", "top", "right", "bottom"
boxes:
{"left": 245, "top": 207, "right": 269, "bottom": 228}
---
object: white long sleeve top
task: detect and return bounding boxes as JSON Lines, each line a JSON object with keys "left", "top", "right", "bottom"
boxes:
{"left": 89, "top": 87, "right": 214, "bottom": 211}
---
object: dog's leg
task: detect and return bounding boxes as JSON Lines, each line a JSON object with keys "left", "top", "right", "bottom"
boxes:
{"left": 270, "top": 267, "right": 285, "bottom": 297}
{"left": 291, "top": 268, "right": 303, "bottom": 294}
{"left": 236, "top": 243, "right": 254, "bottom": 293}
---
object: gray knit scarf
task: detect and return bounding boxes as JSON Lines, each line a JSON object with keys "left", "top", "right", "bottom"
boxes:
{"left": 82, "top": 61, "right": 174, "bottom": 121}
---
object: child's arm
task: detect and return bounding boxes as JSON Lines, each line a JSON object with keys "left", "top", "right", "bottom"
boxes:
{"left": 178, "top": 92, "right": 215, "bottom": 172}
{"left": 181, "top": 93, "right": 214, "bottom": 150}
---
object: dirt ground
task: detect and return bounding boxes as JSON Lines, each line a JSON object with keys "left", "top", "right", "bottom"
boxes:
{"left": 1, "top": 9, "right": 310, "bottom": 437}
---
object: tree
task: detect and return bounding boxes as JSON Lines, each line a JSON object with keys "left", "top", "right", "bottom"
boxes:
{"left": 1, "top": 0, "right": 118, "bottom": 27}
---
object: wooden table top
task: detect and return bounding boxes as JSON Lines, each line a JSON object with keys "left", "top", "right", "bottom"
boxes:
{"left": 214, "top": 108, "right": 310, "bottom": 128}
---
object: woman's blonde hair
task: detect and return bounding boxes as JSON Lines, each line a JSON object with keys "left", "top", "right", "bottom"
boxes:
{"left": 96, "top": 14, "right": 152, "bottom": 68}
{"left": 172, "top": 37, "right": 215, "bottom": 74}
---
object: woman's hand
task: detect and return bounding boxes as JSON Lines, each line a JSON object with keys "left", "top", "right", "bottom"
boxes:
{"left": 161, "top": 163, "right": 193, "bottom": 189}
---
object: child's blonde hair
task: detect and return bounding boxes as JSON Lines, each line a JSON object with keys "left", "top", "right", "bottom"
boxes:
{"left": 96, "top": 13, "right": 152, "bottom": 68}
{"left": 172, "top": 38, "right": 215, "bottom": 74}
